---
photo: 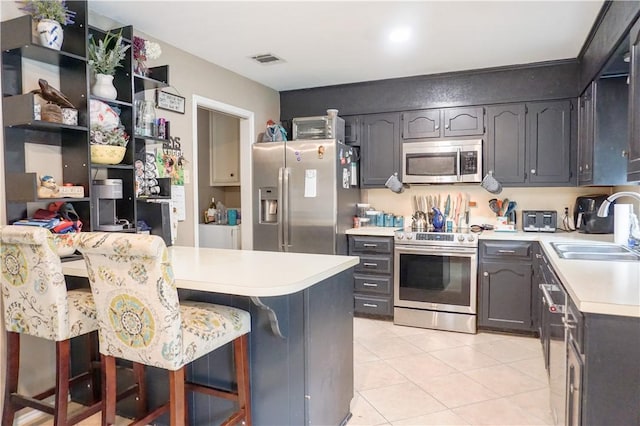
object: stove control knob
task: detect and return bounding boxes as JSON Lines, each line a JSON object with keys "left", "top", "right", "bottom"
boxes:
{"left": 457, "top": 235, "right": 465, "bottom": 242}
{"left": 396, "top": 233, "right": 404, "bottom": 240}
{"left": 467, "top": 235, "right": 475, "bottom": 242}
{"left": 406, "top": 233, "right": 414, "bottom": 240}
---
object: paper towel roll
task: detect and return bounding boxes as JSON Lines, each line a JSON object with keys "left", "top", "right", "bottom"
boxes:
{"left": 614, "top": 204, "right": 633, "bottom": 245}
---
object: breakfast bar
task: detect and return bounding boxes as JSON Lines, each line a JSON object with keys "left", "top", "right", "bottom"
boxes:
{"left": 63, "top": 247, "right": 359, "bottom": 426}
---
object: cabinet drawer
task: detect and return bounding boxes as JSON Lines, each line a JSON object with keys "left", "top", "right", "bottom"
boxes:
{"left": 354, "top": 255, "right": 392, "bottom": 274}
{"left": 481, "top": 240, "right": 533, "bottom": 260}
{"left": 354, "top": 274, "right": 392, "bottom": 295}
{"left": 349, "top": 236, "right": 392, "bottom": 254}
{"left": 354, "top": 295, "right": 392, "bottom": 316}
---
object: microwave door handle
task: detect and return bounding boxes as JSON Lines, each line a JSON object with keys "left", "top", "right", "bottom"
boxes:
{"left": 456, "top": 148, "right": 462, "bottom": 181}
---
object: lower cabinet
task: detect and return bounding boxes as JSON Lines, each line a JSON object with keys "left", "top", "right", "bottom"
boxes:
{"left": 478, "top": 240, "right": 535, "bottom": 332}
{"left": 348, "top": 235, "right": 394, "bottom": 317}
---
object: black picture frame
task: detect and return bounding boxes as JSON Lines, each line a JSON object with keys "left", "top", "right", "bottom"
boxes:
{"left": 156, "top": 90, "right": 185, "bottom": 114}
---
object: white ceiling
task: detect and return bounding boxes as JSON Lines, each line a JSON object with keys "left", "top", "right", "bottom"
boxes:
{"left": 90, "top": 1, "right": 605, "bottom": 92}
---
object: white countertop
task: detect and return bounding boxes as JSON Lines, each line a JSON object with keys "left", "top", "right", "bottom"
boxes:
{"left": 63, "top": 246, "right": 359, "bottom": 297}
{"left": 346, "top": 227, "right": 640, "bottom": 318}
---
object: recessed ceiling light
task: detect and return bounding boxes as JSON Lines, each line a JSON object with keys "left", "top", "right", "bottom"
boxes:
{"left": 389, "top": 27, "right": 411, "bottom": 43}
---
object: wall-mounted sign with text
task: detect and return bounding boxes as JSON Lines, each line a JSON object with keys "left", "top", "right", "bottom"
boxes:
{"left": 156, "top": 90, "right": 185, "bottom": 114}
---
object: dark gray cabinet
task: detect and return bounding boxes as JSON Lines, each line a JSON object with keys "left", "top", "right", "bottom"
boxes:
{"left": 344, "top": 115, "right": 361, "bottom": 146}
{"left": 578, "top": 82, "right": 595, "bottom": 184}
{"left": 361, "top": 113, "right": 400, "bottom": 187}
{"left": 443, "top": 106, "right": 485, "bottom": 137}
{"left": 578, "top": 78, "right": 628, "bottom": 186}
{"left": 526, "top": 100, "right": 574, "bottom": 185}
{"left": 478, "top": 240, "right": 535, "bottom": 332}
{"left": 628, "top": 18, "right": 640, "bottom": 182}
{"left": 402, "top": 109, "right": 441, "bottom": 139}
{"left": 485, "top": 100, "right": 574, "bottom": 186}
{"left": 402, "top": 106, "right": 484, "bottom": 140}
{"left": 348, "top": 235, "right": 394, "bottom": 317}
{"left": 486, "top": 104, "right": 526, "bottom": 184}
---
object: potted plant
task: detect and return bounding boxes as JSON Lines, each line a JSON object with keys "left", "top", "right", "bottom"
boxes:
{"left": 88, "top": 30, "right": 130, "bottom": 100}
{"left": 90, "top": 124, "right": 130, "bottom": 164}
{"left": 19, "top": 0, "right": 76, "bottom": 50}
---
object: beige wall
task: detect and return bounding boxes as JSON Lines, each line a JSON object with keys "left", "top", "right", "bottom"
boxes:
{"left": 365, "top": 185, "right": 638, "bottom": 230}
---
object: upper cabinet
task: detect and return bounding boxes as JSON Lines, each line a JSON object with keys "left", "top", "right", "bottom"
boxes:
{"left": 401, "top": 106, "right": 484, "bottom": 140}
{"left": 578, "top": 77, "right": 629, "bottom": 186}
{"left": 526, "top": 100, "right": 573, "bottom": 185}
{"left": 209, "top": 113, "right": 240, "bottom": 186}
{"left": 628, "top": 18, "right": 640, "bottom": 182}
{"left": 485, "top": 100, "right": 575, "bottom": 186}
{"left": 361, "top": 113, "right": 400, "bottom": 188}
{"left": 343, "top": 115, "right": 362, "bottom": 146}
{"left": 486, "top": 104, "right": 526, "bottom": 184}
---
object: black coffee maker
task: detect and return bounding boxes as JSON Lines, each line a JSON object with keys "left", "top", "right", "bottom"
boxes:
{"left": 574, "top": 195, "right": 615, "bottom": 234}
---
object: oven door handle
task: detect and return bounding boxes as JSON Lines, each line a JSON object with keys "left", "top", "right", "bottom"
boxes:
{"left": 539, "top": 283, "right": 565, "bottom": 314}
{"left": 395, "top": 246, "right": 477, "bottom": 257}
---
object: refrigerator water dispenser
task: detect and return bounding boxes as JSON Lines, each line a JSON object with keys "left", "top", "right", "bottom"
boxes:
{"left": 259, "top": 187, "right": 278, "bottom": 223}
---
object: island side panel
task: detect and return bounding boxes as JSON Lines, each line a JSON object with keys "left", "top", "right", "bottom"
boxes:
{"left": 170, "top": 267, "right": 354, "bottom": 425}
{"left": 305, "top": 269, "right": 354, "bottom": 425}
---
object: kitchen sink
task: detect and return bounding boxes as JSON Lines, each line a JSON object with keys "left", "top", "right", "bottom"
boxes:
{"left": 551, "top": 242, "right": 640, "bottom": 262}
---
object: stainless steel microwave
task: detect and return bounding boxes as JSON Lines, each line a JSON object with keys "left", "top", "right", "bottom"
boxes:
{"left": 402, "top": 139, "right": 483, "bottom": 184}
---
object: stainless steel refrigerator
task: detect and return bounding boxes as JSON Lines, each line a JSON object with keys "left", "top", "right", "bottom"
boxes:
{"left": 252, "top": 138, "right": 359, "bottom": 255}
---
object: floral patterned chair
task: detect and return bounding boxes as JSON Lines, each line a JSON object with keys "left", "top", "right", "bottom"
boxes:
{"left": 78, "top": 232, "right": 251, "bottom": 426}
{"left": 0, "top": 226, "right": 102, "bottom": 425}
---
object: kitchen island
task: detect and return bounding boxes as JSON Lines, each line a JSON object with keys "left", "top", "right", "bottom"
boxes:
{"left": 63, "top": 247, "right": 359, "bottom": 426}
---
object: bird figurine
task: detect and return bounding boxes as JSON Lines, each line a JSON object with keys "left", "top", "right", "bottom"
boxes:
{"left": 30, "top": 79, "right": 75, "bottom": 109}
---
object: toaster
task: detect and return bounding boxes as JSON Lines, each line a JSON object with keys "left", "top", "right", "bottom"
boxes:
{"left": 522, "top": 210, "right": 557, "bottom": 232}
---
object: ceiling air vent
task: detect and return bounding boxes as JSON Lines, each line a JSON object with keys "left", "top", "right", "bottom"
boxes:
{"left": 251, "top": 53, "right": 284, "bottom": 65}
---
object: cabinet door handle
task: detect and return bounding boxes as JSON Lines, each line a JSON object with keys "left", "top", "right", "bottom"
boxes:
{"left": 435, "top": 125, "right": 440, "bottom": 130}
{"left": 363, "top": 303, "right": 378, "bottom": 308}
{"left": 445, "top": 124, "right": 450, "bottom": 129}
{"left": 531, "top": 169, "right": 536, "bottom": 174}
{"left": 363, "top": 262, "right": 378, "bottom": 267}
{"left": 498, "top": 249, "right": 516, "bottom": 253}
{"left": 362, "top": 243, "right": 378, "bottom": 248}
{"left": 362, "top": 282, "right": 378, "bottom": 287}
{"left": 483, "top": 272, "right": 489, "bottom": 277}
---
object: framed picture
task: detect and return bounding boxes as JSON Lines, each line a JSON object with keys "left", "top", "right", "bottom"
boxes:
{"left": 156, "top": 91, "right": 185, "bottom": 114}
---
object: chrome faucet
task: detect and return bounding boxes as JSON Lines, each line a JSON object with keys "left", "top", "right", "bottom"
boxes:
{"left": 596, "top": 191, "right": 640, "bottom": 217}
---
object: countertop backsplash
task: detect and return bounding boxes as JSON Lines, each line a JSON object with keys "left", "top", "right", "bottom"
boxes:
{"left": 362, "top": 185, "right": 633, "bottom": 230}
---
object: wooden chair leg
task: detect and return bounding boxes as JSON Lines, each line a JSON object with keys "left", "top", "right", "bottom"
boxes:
{"left": 2, "top": 331, "right": 20, "bottom": 426}
{"left": 234, "top": 334, "right": 251, "bottom": 426}
{"left": 88, "top": 331, "right": 101, "bottom": 403}
{"left": 101, "top": 355, "right": 117, "bottom": 426}
{"left": 169, "top": 367, "right": 186, "bottom": 426}
{"left": 53, "top": 340, "right": 71, "bottom": 426}
{"left": 133, "top": 362, "right": 147, "bottom": 419}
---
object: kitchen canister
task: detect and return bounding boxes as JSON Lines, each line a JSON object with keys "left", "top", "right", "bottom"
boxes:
{"left": 384, "top": 213, "right": 394, "bottom": 227}
{"left": 228, "top": 209, "right": 238, "bottom": 226}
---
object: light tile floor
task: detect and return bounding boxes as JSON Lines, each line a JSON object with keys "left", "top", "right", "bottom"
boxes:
{"left": 349, "top": 317, "right": 553, "bottom": 426}
{"left": 23, "top": 317, "right": 553, "bottom": 426}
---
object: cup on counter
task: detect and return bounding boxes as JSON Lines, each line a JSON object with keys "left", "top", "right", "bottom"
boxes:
{"left": 228, "top": 209, "right": 238, "bottom": 226}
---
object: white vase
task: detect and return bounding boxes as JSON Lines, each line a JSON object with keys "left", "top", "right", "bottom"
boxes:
{"left": 37, "top": 19, "right": 63, "bottom": 50}
{"left": 91, "top": 74, "right": 118, "bottom": 100}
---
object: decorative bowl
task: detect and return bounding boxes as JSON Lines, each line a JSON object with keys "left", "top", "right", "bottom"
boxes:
{"left": 91, "top": 145, "right": 126, "bottom": 165}
{"left": 51, "top": 233, "right": 79, "bottom": 257}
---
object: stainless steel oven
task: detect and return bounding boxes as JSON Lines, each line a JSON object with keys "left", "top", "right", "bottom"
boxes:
{"left": 393, "top": 231, "right": 478, "bottom": 334}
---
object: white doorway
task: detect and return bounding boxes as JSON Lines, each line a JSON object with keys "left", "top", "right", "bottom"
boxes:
{"left": 192, "top": 95, "right": 254, "bottom": 249}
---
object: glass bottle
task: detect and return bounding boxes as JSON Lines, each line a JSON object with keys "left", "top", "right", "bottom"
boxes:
{"left": 136, "top": 100, "right": 156, "bottom": 137}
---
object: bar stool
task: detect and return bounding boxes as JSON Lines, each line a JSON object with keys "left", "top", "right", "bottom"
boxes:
{"left": 78, "top": 232, "right": 252, "bottom": 426}
{"left": 0, "top": 226, "right": 102, "bottom": 425}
